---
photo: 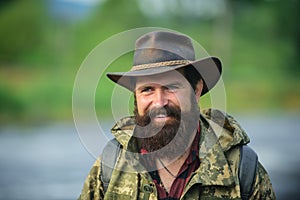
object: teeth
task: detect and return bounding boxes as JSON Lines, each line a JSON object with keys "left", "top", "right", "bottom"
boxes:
{"left": 156, "top": 114, "right": 167, "bottom": 118}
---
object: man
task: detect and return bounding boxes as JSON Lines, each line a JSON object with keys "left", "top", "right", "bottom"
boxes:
{"left": 78, "top": 31, "right": 275, "bottom": 199}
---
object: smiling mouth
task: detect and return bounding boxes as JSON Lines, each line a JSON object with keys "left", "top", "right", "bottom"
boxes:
{"left": 155, "top": 114, "right": 167, "bottom": 118}
{"left": 147, "top": 106, "right": 180, "bottom": 123}
{"left": 152, "top": 114, "right": 172, "bottom": 122}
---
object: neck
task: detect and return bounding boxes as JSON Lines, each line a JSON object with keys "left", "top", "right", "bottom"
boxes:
{"left": 158, "top": 144, "right": 191, "bottom": 165}
{"left": 154, "top": 127, "right": 198, "bottom": 192}
{"left": 155, "top": 146, "right": 191, "bottom": 193}
{"left": 157, "top": 144, "right": 191, "bottom": 176}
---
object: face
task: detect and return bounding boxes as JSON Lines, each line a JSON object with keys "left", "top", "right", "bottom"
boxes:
{"left": 134, "top": 70, "right": 203, "bottom": 160}
{"left": 135, "top": 70, "right": 202, "bottom": 123}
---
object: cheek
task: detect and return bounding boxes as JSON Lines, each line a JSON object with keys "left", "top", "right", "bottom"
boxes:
{"left": 174, "top": 91, "right": 194, "bottom": 111}
{"left": 136, "top": 96, "right": 150, "bottom": 116}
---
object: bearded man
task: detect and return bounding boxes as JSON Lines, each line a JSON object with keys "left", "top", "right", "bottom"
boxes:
{"left": 78, "top": 31, "right": 275, "bottom": 200}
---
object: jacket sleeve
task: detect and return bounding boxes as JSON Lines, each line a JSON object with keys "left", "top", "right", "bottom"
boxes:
{"left": 250, "top": 162, "right": 276, "bottom": 200}
{"left": 78, "top": 158, "right": 105, "bottom": 200}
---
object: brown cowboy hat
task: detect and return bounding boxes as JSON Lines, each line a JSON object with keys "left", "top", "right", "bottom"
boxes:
{"left": 107, "top": 31, "right": 222, "bottom": 96}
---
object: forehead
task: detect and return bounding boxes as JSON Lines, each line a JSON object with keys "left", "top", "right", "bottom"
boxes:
{"left": 135, "top": 70, "right": 188, "bottom": 87}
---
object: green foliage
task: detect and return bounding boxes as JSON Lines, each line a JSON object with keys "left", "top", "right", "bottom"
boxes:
{"left": 0, "top": 0, "right": 48, "bottom": 63}
{"left": 0, "top": 0, "right": 299, "bottom": 123}
{"left": 0, "top": 83, "right": 24, "bottom": 121}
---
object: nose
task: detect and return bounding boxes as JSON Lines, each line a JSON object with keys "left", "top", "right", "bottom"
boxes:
{"left": 153, "top": 89, "right": 168, "bottom": 107}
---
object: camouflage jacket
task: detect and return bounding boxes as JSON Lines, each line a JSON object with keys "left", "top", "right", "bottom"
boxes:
{"left": 78, "top": 109, "right": 276, "bottom": 200}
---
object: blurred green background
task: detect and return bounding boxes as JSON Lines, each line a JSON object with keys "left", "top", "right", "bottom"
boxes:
{"left": 1, "top": 1, "right": 300, "bottom": 199}
{"left": 0, "top": 0, "right": 299, "bottom": 125}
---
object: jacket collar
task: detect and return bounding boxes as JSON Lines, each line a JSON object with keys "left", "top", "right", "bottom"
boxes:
{"left": 110, "top": 116, "right": 136, "bottom": 150}
{"left": 187, "top": 116, "right": 235, "bottom": 187}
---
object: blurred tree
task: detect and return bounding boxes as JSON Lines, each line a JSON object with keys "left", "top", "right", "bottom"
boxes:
{"left": 0, "top": 83, "right": 24, "bottom": 122}
{"left": 0, "top": 0, "right": 14, "bottom": 10}
{"left": 228, "top": 0, "right": 300, "bottom": 77}
{"left": 0, "top": 0, "right": 47, "bottom": 64}
{"left": 275, "top": 0, "right": 300, "bottom": 77}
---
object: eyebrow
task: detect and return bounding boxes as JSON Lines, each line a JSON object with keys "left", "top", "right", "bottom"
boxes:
{"left": 164, "top": 81, "right": 183, "bottom": 88}
{"left": 136, "top": 81, "right": 183, "bottom": 90}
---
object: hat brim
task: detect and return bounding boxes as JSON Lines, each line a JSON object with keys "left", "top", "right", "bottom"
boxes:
{"left": 106, "top": 56, "right": 222, "bottom": 96}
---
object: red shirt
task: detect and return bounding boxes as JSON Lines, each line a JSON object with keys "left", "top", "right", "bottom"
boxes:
{"left": 142, "top": 128, "right": 201, "bottom": 200}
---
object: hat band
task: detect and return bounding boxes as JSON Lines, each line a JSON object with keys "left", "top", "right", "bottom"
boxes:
{"left": 131, "top": 60, "right": 191, "bottom": 71}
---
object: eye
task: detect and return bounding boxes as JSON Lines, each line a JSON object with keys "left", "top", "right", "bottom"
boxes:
{"left": 166, "top": 84, "right": 180, "bottom": 92}
{"left": 141, "top": 86, "right": 153, "bottom": 93}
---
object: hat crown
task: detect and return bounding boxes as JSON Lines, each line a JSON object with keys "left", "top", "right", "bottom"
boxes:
{"left": 133, "top": 31, "right": 196, "bottom": 67}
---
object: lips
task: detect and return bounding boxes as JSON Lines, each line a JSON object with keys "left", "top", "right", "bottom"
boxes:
{"left": 148, "top": 107, "right": 181, "bottom": 124}
{"left": 135, "top": 105, "right": 181, "bottom": 127}
{"left": 155, "top": 114, "right": 167, "bottom": 118}
{"left": 153, "top": 114, "right": 170, "bottom": 123}
{"left": 150, "top": 113, "right": 171, "bottom": 123}
{"left": 149, "top": 108, "right": 166, "bottom": 118}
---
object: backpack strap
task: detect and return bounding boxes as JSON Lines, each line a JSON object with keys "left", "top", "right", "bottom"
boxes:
{"left": 238, "top": 145, "right": 258, "bottom": 200}
{"left": 206, "top": 118, "right": 258, "bottom": 200}
{"left": 100, "top": 138, "right": 121, "bottom": 193}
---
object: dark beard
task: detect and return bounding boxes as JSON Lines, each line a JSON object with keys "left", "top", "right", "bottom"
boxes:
{"left": 134, "top": 96, "right": 200, "bottom": 160}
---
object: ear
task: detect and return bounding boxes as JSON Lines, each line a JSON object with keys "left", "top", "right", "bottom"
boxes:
{"left": 195, "top": 80, "right": 203, "bottom": 102}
